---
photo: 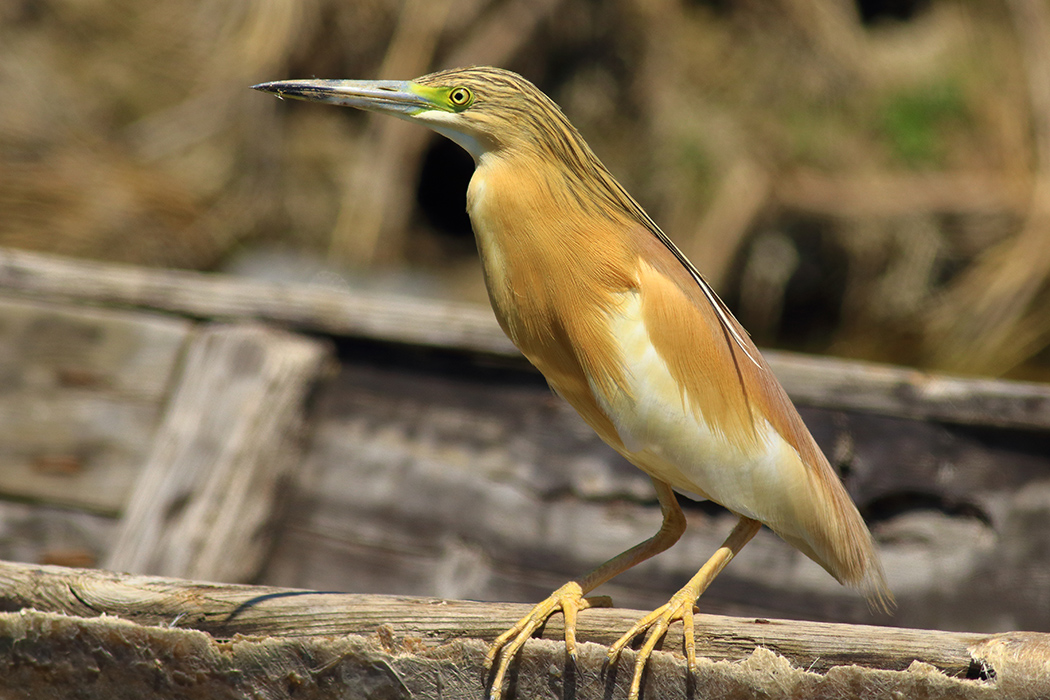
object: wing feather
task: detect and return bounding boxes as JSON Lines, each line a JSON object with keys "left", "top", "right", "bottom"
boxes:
{"left": 632, "top": 229, "right": 892, "bottom": 609}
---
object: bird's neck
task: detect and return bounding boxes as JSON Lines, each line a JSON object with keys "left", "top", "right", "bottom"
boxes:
{"left": 465, "top": 151, "right": 636, "bottom": 342}
{"left": 468, "top": 152, "right": 626, "bottom": 275}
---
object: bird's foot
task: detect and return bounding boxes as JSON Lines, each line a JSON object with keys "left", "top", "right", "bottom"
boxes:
{"left": 486, "top": 581, "right": 611, "bottom": 700}
{"left": 607, "top": 585, "right": 700, "bottom": 700}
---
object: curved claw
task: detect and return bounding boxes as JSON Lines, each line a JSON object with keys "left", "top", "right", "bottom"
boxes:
{"left": 486, "top": 582, "right": 610, "bottom": 700}
{"left": 606, "top": 589, "right": 699, "bottom": 700}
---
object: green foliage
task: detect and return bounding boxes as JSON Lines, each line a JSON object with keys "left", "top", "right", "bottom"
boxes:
{"left": 878, "top": 80, "right": 969, "bottom": 167}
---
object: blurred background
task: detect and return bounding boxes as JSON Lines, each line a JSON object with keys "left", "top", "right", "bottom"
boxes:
{"left": 3, "top": 0, "right": 1050, "bottom": 380}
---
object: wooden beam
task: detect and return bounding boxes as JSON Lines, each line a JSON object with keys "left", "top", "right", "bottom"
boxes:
{"left": 0, "top": 247, "right": 516, "bottom": 355}
{"left": 2, "top": 247, "right": 1049, "bottom": 431}
{"left": 763, "top": 350, "right": 1050, "bottom": 430}
{"left": 103, "top": 323, "right": 332, "bottom": 582}
{"left": 1, "top": 560, "right": 1045, "bottom": 699}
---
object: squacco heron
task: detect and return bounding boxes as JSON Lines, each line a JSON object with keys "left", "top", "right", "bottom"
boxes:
{"left": 254, "top": 67, "right": 892, "bottom": 700}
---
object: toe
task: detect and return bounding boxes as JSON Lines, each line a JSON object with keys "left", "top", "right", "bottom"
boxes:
{"left": 487, "top": 581, "right": 592, "bottom": 700}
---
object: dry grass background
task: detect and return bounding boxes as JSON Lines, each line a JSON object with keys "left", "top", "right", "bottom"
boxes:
{"left": 2, "top": 0, "right": 1049, "bottom": 378}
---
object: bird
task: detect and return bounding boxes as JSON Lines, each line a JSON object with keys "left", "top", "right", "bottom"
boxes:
{"left": 253, "top": 66, "right": 892, "bottom": 700}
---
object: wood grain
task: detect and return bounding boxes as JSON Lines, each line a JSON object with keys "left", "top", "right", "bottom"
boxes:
{"left": 3, "top": 560, "right": 1048, "bottom": 699}
{"left": 0, "top": 609, "right": 1006, "bottom": 700}
{"left": 103, "top": 323, "right": 332, "bottom": 582}
{"left": 0, "top": 560, "right": 1004, "bottom": 673}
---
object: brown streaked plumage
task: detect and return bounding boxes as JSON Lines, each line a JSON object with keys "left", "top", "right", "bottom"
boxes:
{"left": 253, "top": 66, "right": 892, "bottom": 700}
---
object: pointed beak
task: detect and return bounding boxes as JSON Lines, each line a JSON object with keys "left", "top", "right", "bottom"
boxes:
{"left": 251, "top": 79, "right": 432, "bottom": 116}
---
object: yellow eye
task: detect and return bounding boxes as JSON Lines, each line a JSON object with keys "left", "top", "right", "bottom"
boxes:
{"left": 449, "top": 86, "right": 473, "bottom": 108}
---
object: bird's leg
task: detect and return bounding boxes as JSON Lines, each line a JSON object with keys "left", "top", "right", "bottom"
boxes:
{"left": 486, "top": 479, "right": 686, "bottom": 700}
{"left": 608, "top": 515, "right": 761, "bottom": 700}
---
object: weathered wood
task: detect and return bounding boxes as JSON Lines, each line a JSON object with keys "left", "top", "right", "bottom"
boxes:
{"left": 770, "top": 351, "right": 1050, "bottom": 430}
{"left": 104, "top": 323, "right": 332, "bottom": 582}
{"left": 2, "top": 247, "right": 1050, "bottom": 430}
{"left": 0, "top": 246, "right": 516, "bottom": 354}
{"left": 0, "top": 294, "right": 191, "bottom": 513}
{"left": 259, "top": 359, "right": 1050, "bottom": 634}
{"left": 0, "top": 609, "right": 1007, "bottom": 700}
{"left": 2, "top": 562, "right": 1041, "bottom": 696}
{"left": 2, "top": 562, "right": 1041, "bottom": 692}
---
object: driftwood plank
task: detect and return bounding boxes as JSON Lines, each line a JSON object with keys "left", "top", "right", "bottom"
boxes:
{"left": 0, "top": 294, "right": 191, "bottom": 513}
{"left": 2, "top": 561, "right": 1047, "bottom": 699}
{"left": 104, "top": 323, "right": 332, "bottom": 582}
{"left": 1, "top": 247, "right": 1049, "bottom": 430}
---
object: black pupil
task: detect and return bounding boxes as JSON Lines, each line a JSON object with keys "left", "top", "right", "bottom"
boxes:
{"left": 453, "top": 90, "right": 465, "bottom": 103}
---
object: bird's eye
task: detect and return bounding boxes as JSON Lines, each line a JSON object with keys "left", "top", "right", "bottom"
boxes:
{"left": 449, "top": 86, "right": 473, "bottom": 108}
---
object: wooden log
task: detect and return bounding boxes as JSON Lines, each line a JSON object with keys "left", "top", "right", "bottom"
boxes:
{"left": 1, "top": 560, "right": 1046, "bottom": 699}
{"left": 0, "top": 608, "right": 1004, "bottom": 700}
{"left": 103, "top": 323, "right": 332, "bottom": 582}
{"left": 2, "top": 246, "right": 1049, "bottom": 430}
{"left": 0, "top": 559, "right": 980, "bottom": 673}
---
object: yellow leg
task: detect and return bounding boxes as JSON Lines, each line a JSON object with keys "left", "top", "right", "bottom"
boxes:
{"left": 608, "top": 515, "right": 761, "bottom": 700}
{"left": 486, "top": 479, "right": 686, "bottom": 700}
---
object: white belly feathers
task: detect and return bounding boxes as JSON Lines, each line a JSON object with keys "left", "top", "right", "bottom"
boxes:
{"left": 592, "top": 289, "right": 811, "bottom": 529}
